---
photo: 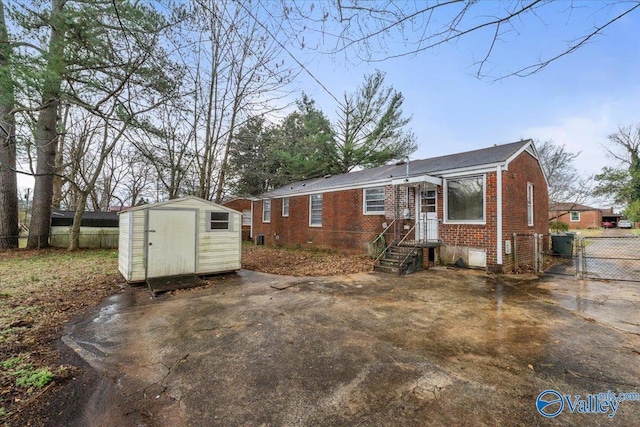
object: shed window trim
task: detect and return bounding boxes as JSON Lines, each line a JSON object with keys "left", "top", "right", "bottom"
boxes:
{"left": 282, "top": 197, "right": 290, "bottom": 217}
{"left": 262, "top": 199, "right": 271, "bottom": 223}
{"left": 527, "top": 182, "right": 534, "bottom": 226}
{"left": 363, "top": 187, "right": 385, "bottom": 215}
{"left": 206, "top": 211, "right": 230, "bottom": 231}
{"left": 570, "top": 211, "right": 580, "bottom": 222}
{"left": 309, "top": 194, "right": 323, "bottom": 227}
{"left": 444, "top": 175, "right": 486, "bottom": 224}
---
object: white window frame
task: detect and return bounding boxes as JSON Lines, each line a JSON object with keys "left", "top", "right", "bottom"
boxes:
{"left": 527, "top": 182, "right": 534, "bottom": 226}
{"left": 570, "top": 211, "right": 580, "bottom": 222}
{"left": 282, "top": 197, "right": 290, "bottom": 217}
{"left": 206, "top": 211, "right": 230, "bottom": 231}
{"left": 443, "top": 174, "right": 486, "bottom": 224}
{"left": 262, "top": 199, "right": 271, "bottom": 223}
{"left": 363, "top": 187, "right": 385, "bottom": 215}
{"left": 309, "top": 194, "right": 323, "bottom": 227}
{"left": 242, "top": 210, "right": 251, "bottom": 226}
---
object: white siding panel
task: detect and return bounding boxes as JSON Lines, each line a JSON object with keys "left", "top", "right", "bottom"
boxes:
{"left": 129, "top": 210, "right": 147, "bottom": 282}
{"left": 118, "top": 212, "right": 130, "bottom": 280}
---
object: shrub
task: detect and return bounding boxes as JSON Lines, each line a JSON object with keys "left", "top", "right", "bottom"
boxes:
{"left": 549, "top": 220, "right": 569, "bottom": 233}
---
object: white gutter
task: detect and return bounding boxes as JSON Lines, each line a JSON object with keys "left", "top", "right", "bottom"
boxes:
{"left": 496, "top": 165, "right": 503, "bottom": 266}
{"left": 391, "top": 174, "right": 442, "bottom": 186}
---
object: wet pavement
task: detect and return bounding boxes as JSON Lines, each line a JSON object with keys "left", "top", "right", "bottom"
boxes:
{"left": 64, "top": 269, "right": 640, "bottom": 426}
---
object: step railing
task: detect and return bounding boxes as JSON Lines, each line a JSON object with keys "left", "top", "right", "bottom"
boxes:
{"left": 372, "top": 219, "right": 398, "bottom": 266}
{"left": 398, "top": 223, "right": 420, "bottom": 269}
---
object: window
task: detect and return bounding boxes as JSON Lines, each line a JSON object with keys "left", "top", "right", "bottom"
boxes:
{"left": 242, "top": 210, "right": 251, "bottom": 226}
{"left": 262, "top": 199, "right": 271, "bottom": 223}
{"left": 207, "top": 212, "right": 229, "bottom": 230}
{"left": 445, "top": 176, "right": 484, "bottom": 222}
{"left": 570, "top": 211, "right": 580, "bottom": 222}
{"left": 527, "top": 183, "right": 534, "bottom": 226}
{"left": 309, "top": 194, "right": 323, "bottom": 226}
{"left": 282, "top": 197, "right": 290, "bottom": 217}
{"left": 364, "top": 187, "right": 385, "bottom": 214}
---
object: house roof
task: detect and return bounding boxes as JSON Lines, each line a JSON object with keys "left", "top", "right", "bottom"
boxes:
{"left": 51, "top": 210, "right": 119, "bottom": 227}
{"left": 549, "top": 202, "right": 600, "bottom": 212}
{"left": 261, "top": 139, "right": 534, "bottom": 198}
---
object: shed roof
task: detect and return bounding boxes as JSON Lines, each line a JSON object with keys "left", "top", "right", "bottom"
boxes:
{"left": 261, "top": 139, "right": 534, "bottom": 198}
{"left": 119, "top": 195, "right": 241, "bottom": 214}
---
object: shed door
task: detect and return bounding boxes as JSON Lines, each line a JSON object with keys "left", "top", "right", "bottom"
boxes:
{"left": 147, "top": 209, "right": 196, "bottom": 278}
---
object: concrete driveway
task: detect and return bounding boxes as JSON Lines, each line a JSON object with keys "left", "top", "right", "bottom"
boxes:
{"left": 64, "top": 269, "right": 640, "bottom": 426}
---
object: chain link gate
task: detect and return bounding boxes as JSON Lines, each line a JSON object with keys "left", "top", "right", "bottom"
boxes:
{"left": 576, "top": 236, "right": 640, "bottom": 282}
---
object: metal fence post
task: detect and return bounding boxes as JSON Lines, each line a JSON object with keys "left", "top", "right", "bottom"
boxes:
{"left": 512, "top": 233, "right": 518, "bottom": 270}
{"left": 576, "top": 237, "right": 584, "bottom": 279}
{"left": 533, "top": 233, "right": 538, "bottom": 273}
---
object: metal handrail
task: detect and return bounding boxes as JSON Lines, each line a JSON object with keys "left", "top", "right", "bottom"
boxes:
{"left": 372, "top": 219, "right": 396, "bottom": 246}
{"left": 398, "top": 223, "right": 420, "bottom": 268}
{"left": 372, "top": 219, "right": 400, "bottom": 266}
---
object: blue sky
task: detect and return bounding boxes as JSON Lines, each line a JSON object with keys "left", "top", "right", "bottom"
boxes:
{"left": 289, "top": 1, "right": 640, "bottom": 182}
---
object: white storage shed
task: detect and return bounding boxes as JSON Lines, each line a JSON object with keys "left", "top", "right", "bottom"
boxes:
{"left": 118, "top": 196, "right": 242, "bottom": 283}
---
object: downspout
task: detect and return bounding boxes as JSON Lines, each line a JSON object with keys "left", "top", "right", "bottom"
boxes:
{"left": 496, "top": 165, "right": 503, "bottom": 268}
{"left": 250, "top": 200, "right": 254, "bottom": 240}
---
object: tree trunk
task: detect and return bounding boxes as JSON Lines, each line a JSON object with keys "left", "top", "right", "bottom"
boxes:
{"left": 68, "top": 192, "right": 87, "bottom": 251}
{"left": 0, "top": 0, "right": 19, "bottom": 250}
{"left": 27, "top": 0, "right": 66, "bottom": 249}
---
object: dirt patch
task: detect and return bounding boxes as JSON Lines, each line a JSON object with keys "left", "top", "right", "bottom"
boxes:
{"left": 242, "top": 245, "right": 374, "bottom": 276}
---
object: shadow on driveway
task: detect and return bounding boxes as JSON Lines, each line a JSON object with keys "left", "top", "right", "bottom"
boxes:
{"left": 63, "top": 269, "right": 640, "bottom": 426}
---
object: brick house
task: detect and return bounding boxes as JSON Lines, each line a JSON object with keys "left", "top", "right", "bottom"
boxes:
{"left": 222, "top": 197, "right": 252, "bottom": 240}
{"left": 251, "top": 140, "right": 549, "bottom": 272}
{"left": 548, "top": 202, "right": 604, "bottom": 229}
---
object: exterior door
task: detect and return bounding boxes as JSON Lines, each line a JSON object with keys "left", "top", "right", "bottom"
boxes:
{"left": 417, "top": 187, "right": 438, "bottom": 242}
{"left": 147, "top": 209, "right": 196, "bottom": 278}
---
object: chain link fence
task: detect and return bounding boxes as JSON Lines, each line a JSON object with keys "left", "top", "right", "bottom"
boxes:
{"left": 524, "top": 233, "right": 640, "bottom": 282}
{"left": 576, "top": 236, "right": 640, "bottom": 282}
{"left": 511, "top": 233, "right": 579, "bottom": 275}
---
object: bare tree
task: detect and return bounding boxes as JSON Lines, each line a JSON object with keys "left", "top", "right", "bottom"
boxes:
{"left": 594, "top": 124, "right": 640, "bottom": 206}
{"left": 536, "top": 140, "right": 591, "bottom": 205}
{"left": 178, "top": 0, "right": 295, "bottom": 202}
{"left": 267, "top": 1, "right": 640, "bottom": 79}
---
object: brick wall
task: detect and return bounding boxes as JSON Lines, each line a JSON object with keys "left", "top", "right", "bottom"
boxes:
{"left": 438, "top": 172, "right": 498, "bottom": 268}
{"left": 550, "top": 210, "right": 602, "bottom": 229}
{"left": 501, "top": 151, "right": 549, "bottom": 271}
{"left": 222, "top": 198, "right": 252, "bottom": 240}
{"left": 437, "top": 151, "right": 548, "bottom": 272}
{"left": 252, "top": 188, "right": 387, "bottom": 252}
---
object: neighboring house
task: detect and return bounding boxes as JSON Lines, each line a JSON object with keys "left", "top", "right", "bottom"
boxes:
{"left": 50, "top": 210, "right": 119, "bottom": 248}
{"left": 600, "top": 207, "right": 622, "bottom": 227}
{"left": 118, "top": 196, "right": 242, "bottom": 283}
{"left": 222, "top": 197, "right": 252, "bottom": 241}
{"left": 548, "top": 203, "right": 603, "bottom": 229}
{"left": 251, "top": 139, "right": 549, "bottom": 272}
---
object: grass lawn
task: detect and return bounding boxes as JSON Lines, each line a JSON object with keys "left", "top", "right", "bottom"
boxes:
{"left": 0, "top": 249, "right": 123, "bottom": 425}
